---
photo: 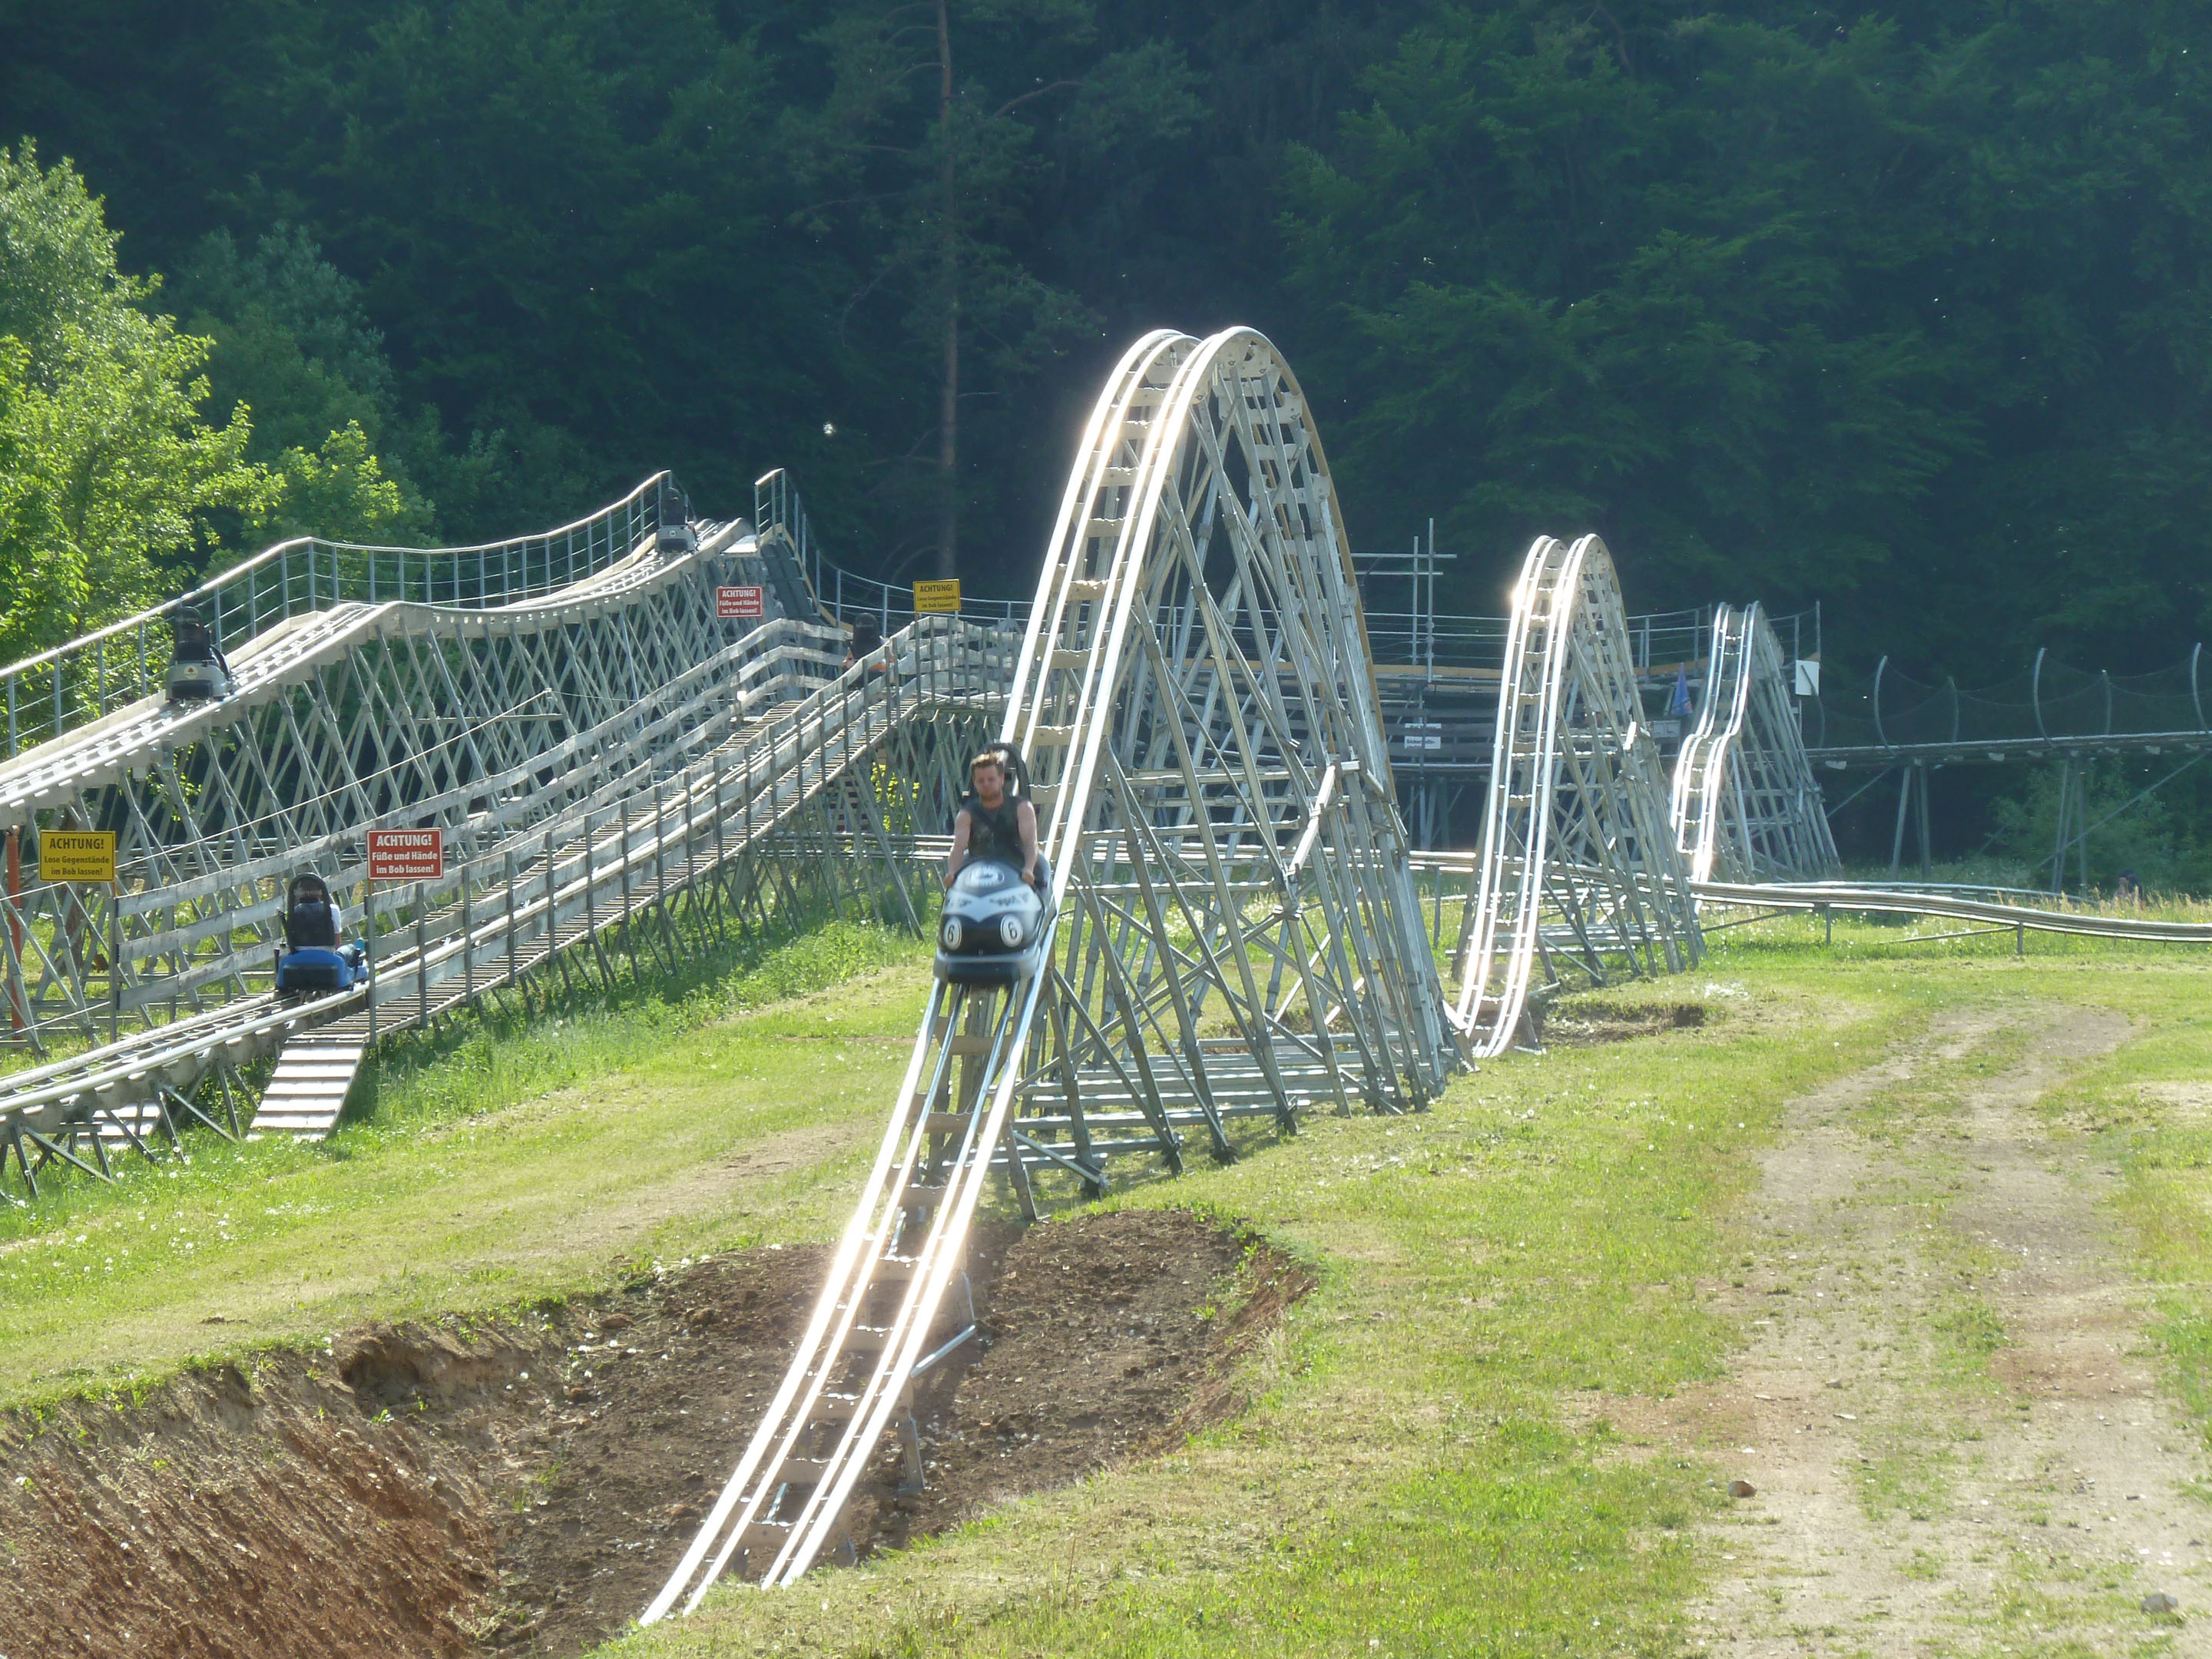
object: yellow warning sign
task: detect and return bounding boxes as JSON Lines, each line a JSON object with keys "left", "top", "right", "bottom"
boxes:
{"left": 42, "top": 830, "right": 116, "bottom": 883}
{"left": 913, "top": 579, "right": 962, "bottom": 614}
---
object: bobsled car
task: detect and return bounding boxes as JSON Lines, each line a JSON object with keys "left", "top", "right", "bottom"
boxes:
{"left": 935, "top": 859, "right": 1055, "bottom": 985}
{"left": 275, "top": 873, "right": 368, "bottom": 997}
{"left": 655, "top": 478, "right": 697, "bottom": 554}
{"left": 164, "top": 606, "right": 233, "bottom": 704}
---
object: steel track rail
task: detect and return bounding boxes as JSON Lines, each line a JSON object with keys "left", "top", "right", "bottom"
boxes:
{"left": 1450, "top": 535, "right": 1697, "bottom": 1056}
{"left": 1671, "top": 604, "right": 1753, "bottom": 882}
{"left": 0, "top": 616, "right": 1012, "bottom": 1189}
{"left": 1409, "top": 853, "right": 2212, "bottom": 945}
{"left": 1694, "top": 879, "right": 2212, "bottom": 943}
{"left": 649, "top": 326, "right": 1458, "bottom": 1614}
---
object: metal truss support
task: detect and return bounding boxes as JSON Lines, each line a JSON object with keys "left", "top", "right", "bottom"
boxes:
{"left": 1452, "top": 534, "right": 1701, "bottom": 1058}
{"left": 0, "top": 482, "right": 1012, "bottom": 1189}
{"left": 1672, "top": 603, "right": 1839, "bottom": 883}
{"left": 647, "top": 326, "right": 1459, "bottom": 1615}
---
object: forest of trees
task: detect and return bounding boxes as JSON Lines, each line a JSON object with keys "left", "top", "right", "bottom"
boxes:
{"left": 2, "top": 1, "right": 2209, "bottom": 870}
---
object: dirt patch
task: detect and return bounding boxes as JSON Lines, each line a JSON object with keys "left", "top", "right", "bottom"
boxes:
{"left": 861, "top": 1208, "right": 1309, "bottom": 1555}
{"left": 0, "top": 1209, "right": 1306, "bottom": 1659}
{"left": 1596, "top": 1002, "right": 2212, "bottom": 1654}
{"left": 1540, "top": 999, "right": 1706, "bottom": 1045}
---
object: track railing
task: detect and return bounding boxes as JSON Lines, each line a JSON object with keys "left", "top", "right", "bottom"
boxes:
{"left": 1409, "top": 853, "right": 2212, "bottom": 948}
{"left": 1449, "top": 534, "right": 1698, "bottom": 1057}
{"left": 0, "top": 475, "right": 690, "bottom": 759}
{"left": 1667, "top": 603, "right": 1839, "bottom": 884}
{"left": 1671, "top": 603, "right": 1755, "bottom": 882}
{"left": 0, "top": 613, "right": 1012, "bottom": 1190}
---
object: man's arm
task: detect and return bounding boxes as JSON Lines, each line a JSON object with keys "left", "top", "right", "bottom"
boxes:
{"left": 1017, "top": 800, "right": 1040, "bottom": 886}
{"left": 945, "top": 810, "right": 972, "bottom": 889}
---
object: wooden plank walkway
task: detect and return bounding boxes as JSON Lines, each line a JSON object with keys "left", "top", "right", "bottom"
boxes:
{"left": 253, "top": 1035, "right": 368, "bottom": 1137}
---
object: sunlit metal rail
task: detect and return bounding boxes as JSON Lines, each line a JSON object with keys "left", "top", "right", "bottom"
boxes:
{"left": 1447, "top": 533, "right": 1699, "bottom": 1058}
{"left": 647, "top": 325, "right": 1458, "bottom": 1613}
{"left": 1409, "top": 853, "right": 2212, "bottom": 948}
{"left": 1670, "top": 603, "right": 1838, "bottom": 883}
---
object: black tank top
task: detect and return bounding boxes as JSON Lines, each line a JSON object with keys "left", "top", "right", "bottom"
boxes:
{"left": 961, "top": 793, "right": 1025, "bottom": 865}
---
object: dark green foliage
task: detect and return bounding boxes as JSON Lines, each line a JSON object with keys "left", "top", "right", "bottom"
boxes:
{"left": 0, "top": 0, "right": 2207, "bottom": 668}
{"left": 1277, "top": 5, "right": 2212, "bottom": 673}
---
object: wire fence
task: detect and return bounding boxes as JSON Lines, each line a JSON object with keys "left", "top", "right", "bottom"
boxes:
{"left": 1806, "top": 646, "right": 2209, "bottom": 750}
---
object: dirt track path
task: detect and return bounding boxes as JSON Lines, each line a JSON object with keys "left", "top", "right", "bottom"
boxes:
{"left": 1661, "top": 1004, "right": 2209, "bottom": 1654}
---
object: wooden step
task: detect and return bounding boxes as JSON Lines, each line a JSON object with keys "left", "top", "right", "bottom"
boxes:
{"left": 253, "top": 1037, "right": 367, "bottom": 1140}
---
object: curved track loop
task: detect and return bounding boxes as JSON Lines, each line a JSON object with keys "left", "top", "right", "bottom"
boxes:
{"left": 1451, "top": 535, "right": 1700, "bottom": 1057}
{"left": 646, "top": 327, "right": 1455, "bottom": 1614}
{"left": 1670, "top": 604, "right": 1839, "bottom": 883}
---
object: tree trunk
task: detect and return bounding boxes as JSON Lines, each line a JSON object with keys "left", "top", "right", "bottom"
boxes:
{"left": 935, "top": 0, "right": 959, "bottom": 581}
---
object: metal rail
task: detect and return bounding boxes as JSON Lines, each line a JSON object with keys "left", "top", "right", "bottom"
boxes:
{"left": 0, "top": 475, "right": 690, "bottom": 760}
{"left": 1448, "top": 535, "right": 1699, "bottom": 1057}
{"left": 1409, "top": 853, "right": 2212, "bottom": 946}
{"left": 1670, "top": 604, "right": 1838, "bottom": 882}
{"left": 1804, "top": 644, "right": 2211, "bottom": 767}
{"left": 649, "top": 325, "right": 1457, "bottom": 1611}
{"left": 1671, "top": 604, "right": 1754, "bottom": 882}
{"left": 1694, "top": 879, "right": 2212, "bottom": 944}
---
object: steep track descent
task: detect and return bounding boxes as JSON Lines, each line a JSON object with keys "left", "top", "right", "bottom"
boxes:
{"left": 647, "top": 326, "right": 1458, "bottom": 1611}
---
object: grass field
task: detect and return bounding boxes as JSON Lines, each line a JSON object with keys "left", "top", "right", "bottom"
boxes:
{"left": 0, "top": 918, "right": 930, "bottom": 1406}
{"left": 5, "top": 905, "right": 2211, "bottom": 1656}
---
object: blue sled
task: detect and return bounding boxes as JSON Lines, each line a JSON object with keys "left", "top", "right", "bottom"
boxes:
{"left": 276, "top": 944, "right": 368, "bottom": 997}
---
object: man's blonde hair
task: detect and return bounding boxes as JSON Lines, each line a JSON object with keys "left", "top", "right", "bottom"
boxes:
{"left": 969, "top": 750, "right": 1005, "bottom": 774}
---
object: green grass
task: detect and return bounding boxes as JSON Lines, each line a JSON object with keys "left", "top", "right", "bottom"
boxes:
{"left": 6, "top": 902, "right": 2212, "bottom": 1656}
{"left": 0, "top": 918, "right": 929, "bottom": 1406}
{"left": 600, "top": 925, "right": 1919, "bottom": 1658}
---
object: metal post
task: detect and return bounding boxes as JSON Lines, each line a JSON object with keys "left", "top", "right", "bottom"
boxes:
{"left": 2049, "top": 761, "right": 2071, "bottom": 894}
{"left": 462, "top": 873, "right": 474, "bottom": 999}
{"left": 1889, "top": 767, "right": 1912, "bottom": 877}
{"left": 2077, "top": 781, "right": 2090, "bottom": 893}
{"left": 505, "top": 849, "right": 518, "bottom": 985}
{"left": 108, "top": 879, "right": 121, "bottom": 1043}
{"left": 618, "top": 803, "right": 634, "bottom": 969}
{"left": 1916, "top": 764, "right": 1932, "bottom": 879}
{"left": 416, "top": 880, "right": 429, "bottom": 1028}
{"left": 366, "top": 886, "right": 378, "bottom": 1047}
{"left": 713, "top": 757, "right": 726, "bottom": 870}
{"left": 5, "top": 827, "right": 19, "bottom": 1040}
{"left": 545, "top": 830, "right": 558, "bottom": 959}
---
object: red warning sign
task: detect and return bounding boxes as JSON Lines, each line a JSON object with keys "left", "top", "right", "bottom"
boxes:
{"left": 367, "top": 828, "right": 444, "bottom": 881}
{"left": 717, "top": 584, "right": 765, "bottom": 619}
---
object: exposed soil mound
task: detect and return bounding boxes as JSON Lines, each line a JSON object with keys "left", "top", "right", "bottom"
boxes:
{"left": 0, "top": 1209, "right": 1307, "bottom": 1659}
{"left": 1541, "top": 999, "right": 1706, "bottom": 1045}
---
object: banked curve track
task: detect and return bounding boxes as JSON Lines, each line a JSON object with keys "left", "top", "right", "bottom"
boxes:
{"left": 1670, "top": 601, "right": 1839, "bottom": 885}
